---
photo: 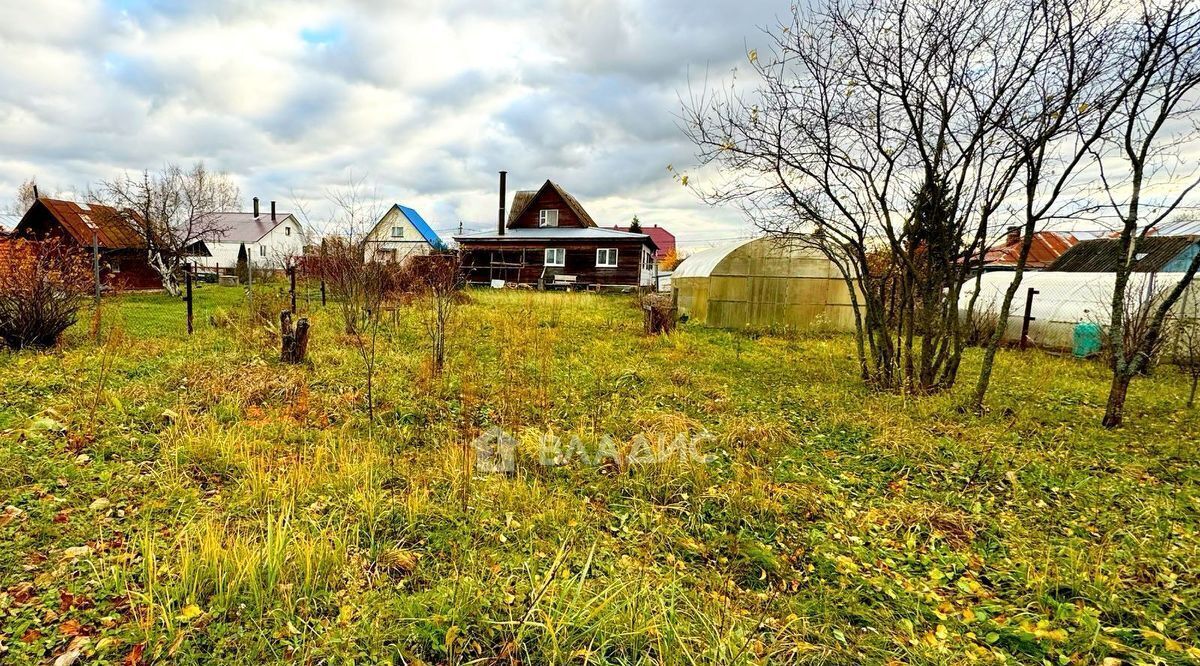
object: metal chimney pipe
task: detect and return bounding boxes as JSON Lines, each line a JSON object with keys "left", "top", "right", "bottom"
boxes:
{"left": 33, "top": 184, "right": 39, "bottom": 199}
{"left": 271, "top": 200, "right": 277, "bottom": 222}
{"left": 498, "top": 171, "right": 507, "bottom": 236}
{"left": 253, "top": 197, "right": 260, "bottom": 218}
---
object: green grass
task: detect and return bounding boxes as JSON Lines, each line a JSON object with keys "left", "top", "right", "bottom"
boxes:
{"left": 1, "top": 285, "right": 1197, "bottom": 664}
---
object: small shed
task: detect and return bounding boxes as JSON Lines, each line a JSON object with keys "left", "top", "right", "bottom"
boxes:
{"left": 672, "top": 236, "right": 858, "bottom": 331}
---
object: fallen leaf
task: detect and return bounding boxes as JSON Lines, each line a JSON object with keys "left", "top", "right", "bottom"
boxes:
{"left": 7, "top": 582, "right": 34, "bottom": 604}
{"left": 177, "top": 603, "right": 203, "bottom": 622}
{"left": 61, "top": 546, "right": 92, "bottom": 561}
{"left": 89, "top": 498, "right": 111, "bottom": 512}
{"left": 59, "top": 618, "right": 85, "bottom": 637}
{"left": 20, "top": 629, "right": 41, "bottom": 643}
{"left": 122, "top": 643, "right": 146, "bottom": 666}
{"left": 53, "top": 650, "right": 81, "bottom": 666}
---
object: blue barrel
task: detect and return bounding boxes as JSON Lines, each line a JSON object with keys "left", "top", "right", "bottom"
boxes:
{"left": 1073, "top": 322, "right": 1103, "bottom": 358}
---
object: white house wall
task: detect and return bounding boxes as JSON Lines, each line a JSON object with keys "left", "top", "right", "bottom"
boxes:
{"left": 365, "top": 207, "right": 437, "bottom": 262}
{"left": 192, "top": 215, "right": 306, "bottom": 271}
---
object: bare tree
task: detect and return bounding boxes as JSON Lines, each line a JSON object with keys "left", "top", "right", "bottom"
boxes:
{"left": 306, "top": 176, "right": 393, "bottom": 422}
{"left": 968, "top": 0, "right": 1126, "bottom": 411}
{"left": 1177, "top": 315, "right": 1200, "bottom": 408}
{"left": 680, "top": 0, "right": 1097, "bottom": 393}
{"left": 409, "top": 254, "right": 464, "bottom": 375}
{"left": 1091, "top": 0, "right": 1200, "bottom": 427}
{"left": 8, "top": 177, "right": 39, "bottom": 215}
{"left": 97, "top": 163, "right": 239, "bottom": 296}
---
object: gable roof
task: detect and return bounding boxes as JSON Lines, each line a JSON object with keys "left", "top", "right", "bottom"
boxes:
{"left": 984, "top": 231, "right": 1077, "bottom": 268}
{"left": 205, "top": 211, "right": 298, "bottom": 243}
{"left": 390, "top": 204, "right": 447, "bottom": 250}
{"left": 1048, "top": 235, "right": 1200, "bottom": 272}
{"left": 507, "top": 180, "right": 597, "bottom": 228}
{"left": 18, "top": 198, "right": 145, "bottom": 249}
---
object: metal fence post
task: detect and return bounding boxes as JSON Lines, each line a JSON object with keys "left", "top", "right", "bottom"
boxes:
{"left": 289, "top": 265, "right": 297, "bottom": 314}
{"left": 185, "top": 262, "right": 194, "bottom": 335}
{"left": 92, "top": 232, "right": 100, "bottom": 306}
{"left": 1020, "top": 287, "right": 1039, "bottom": 350}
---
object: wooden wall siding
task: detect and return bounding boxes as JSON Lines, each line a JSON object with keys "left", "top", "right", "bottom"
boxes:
{"left": 461, "top": 240, "right": 646, "bottom": 286}
{"left": 509, "top": 188, "right": 586, "bottom": 229}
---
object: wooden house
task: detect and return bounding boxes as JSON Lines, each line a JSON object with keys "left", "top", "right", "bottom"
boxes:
{"left": 455, "top": 174, "right": 657, "bottom": 290}
{"left": 14, "top": 197, "right": 164, "bottom": 290}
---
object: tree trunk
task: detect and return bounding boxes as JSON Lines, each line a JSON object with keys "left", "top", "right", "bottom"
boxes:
{"left": 1188, "top": 375, "right": 1197, "bottom": 409}
{"left": 1102, "top": 373, "right": 1132, "bottom": 428}
{"left": 280, "top": 311, "right": 311, "bottom": 364}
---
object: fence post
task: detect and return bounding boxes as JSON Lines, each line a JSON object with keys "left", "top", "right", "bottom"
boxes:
{"left": 1020, "top": 287, "right": 1039, "bottom": 350}
{"left": 289, "top": 265, "right": 297, "bottom": 314}
{"left": 92, "top": 232, "right": 100, "bottom": 306}
{"left": 247, "top": 253, "right": 253, "bottom": 314}
{"left": 320, "top": 237, "right": 327, "bottom": 307}
{"left": 185, "top": 262, "right": 194, "bottom": 335}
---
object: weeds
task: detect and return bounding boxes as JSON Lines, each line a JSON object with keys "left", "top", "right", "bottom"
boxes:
{"left": 0, "top": 287, "right": 1196, "bottom": 664}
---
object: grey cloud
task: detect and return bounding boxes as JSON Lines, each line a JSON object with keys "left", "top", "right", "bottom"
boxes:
{"left": 0, "top": 0, "right": 780, "bottom": 246}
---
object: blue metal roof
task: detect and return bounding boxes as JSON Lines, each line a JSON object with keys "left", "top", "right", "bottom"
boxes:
{"left": 395, "top": 204, "right": 447, "bottom": 251}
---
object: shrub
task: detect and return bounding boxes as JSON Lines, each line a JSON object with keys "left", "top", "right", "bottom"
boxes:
{"left": 0, "top": 237, "right": 92, "bottom": 350}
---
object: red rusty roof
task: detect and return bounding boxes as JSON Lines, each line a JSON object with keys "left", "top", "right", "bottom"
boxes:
{"left": 984, "top": 231, "right": 1077, "bottom": 269}
{"left": 18, "top": 198, "right": 145, "bottom": 250}
{"left": 610, "top": 225, "right": 676, "bottom": 259}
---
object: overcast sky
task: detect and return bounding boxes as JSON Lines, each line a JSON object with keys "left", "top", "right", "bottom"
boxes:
{"left": 0, "top": 0, "right": 788, "bottom": 249}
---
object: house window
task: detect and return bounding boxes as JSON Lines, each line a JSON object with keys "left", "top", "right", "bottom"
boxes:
{"left": 644, "top": 250, "right": 654, "bottom": 270}
{"left": 539, "top": 209, "right": 559, "bottom": 227}
{"left": 285, "top": 226, "right": 291, "bottom": 236}
{"left": 544, "top": 248, "right": 565, "bottom": 267}
{"left": 259, "top": 245, "right": 266, "bottom": 257}
{"left": 596, "top": 248, "right": 618, "bottom": 267}
{"left": 391, "top": 226, "right": 404, "bottom": 238}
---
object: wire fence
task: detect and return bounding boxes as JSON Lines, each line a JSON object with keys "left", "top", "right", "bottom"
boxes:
{"left": 964, "top": 270, "right": 1200, "bottom": 358}
{"left": 90, "top": 270, "right": 333, "bottom": 341}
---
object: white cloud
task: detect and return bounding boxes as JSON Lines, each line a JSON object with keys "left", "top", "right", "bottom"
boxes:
{"left": 0, "top": 0, "right": 784, "bottom": 249}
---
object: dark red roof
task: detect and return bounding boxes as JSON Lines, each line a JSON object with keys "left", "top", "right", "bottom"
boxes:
{"left": 984, "top": 231, "right": 1076, "bottom": 269}
{"left": 611, "top": 225, "right": 675, "bottom": 259}
{"left": 18, "top": 198, "right": 145, "bottom": 250}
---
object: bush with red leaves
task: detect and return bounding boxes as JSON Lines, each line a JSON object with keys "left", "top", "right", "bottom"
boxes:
{"left": 0, "top": 236, "right": 92, "bottom": 349}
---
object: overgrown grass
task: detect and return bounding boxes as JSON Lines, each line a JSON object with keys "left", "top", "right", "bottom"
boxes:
{"left": 1, "top": 285, "right": 1197, "bottom": 664}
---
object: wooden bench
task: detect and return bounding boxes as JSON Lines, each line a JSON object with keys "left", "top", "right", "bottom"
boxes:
{"left": 548, "top": 274, "right": 584, "bottom": 291}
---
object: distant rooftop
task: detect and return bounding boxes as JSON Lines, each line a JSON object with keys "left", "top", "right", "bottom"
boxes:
{"left": 206, "top": 211, "right": 297, "bottom": 243}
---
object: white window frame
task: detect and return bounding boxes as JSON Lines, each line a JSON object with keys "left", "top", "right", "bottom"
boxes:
{"left": 259, "top": 245, "right": 267, "bottom": 257}
{"left": 539, "top": 209, "right": 559, "bottom": 227}
{"left": 596, "top": 248, "right": 618, "bottom": 268}
{"left": 391, "top": 226, "right": 404, "bottom": 238}
{"left": 544, "top": 248, "right": 565, "bottom": 267}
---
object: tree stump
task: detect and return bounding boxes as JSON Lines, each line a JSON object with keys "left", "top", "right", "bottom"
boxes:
{"left": 641, "top": 294, "right": 677, "bottom": 335}
{"left": 281, "top": 310, "right": 311, "bottom": 364}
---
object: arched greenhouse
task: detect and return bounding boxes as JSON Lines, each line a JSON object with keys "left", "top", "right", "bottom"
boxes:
{"left": 672, "top": 237, "right": 860, "bottom": 331}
